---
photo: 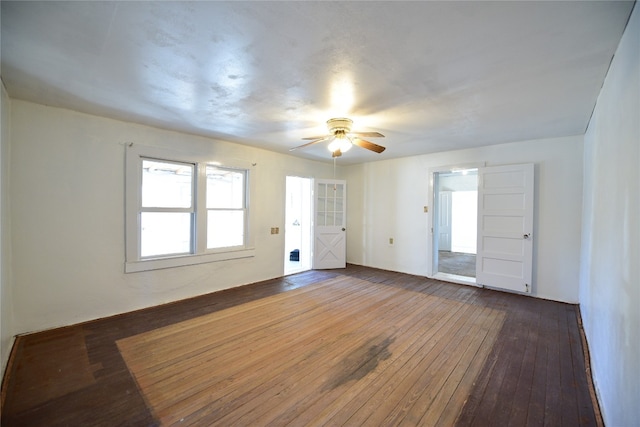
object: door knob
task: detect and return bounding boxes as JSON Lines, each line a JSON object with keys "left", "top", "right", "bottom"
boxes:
{"left": 523, "top": 233, "right": 531, "bottom": 239}
{"left": 342, "top": 228, "right": 346, "bottom": 231}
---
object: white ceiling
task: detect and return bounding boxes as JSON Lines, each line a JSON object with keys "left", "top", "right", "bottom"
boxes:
{"left": 1, "top": 1, "right": 634, "bottom": 164}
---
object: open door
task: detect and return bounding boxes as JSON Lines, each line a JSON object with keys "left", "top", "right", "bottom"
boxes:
{"left": 313, "top": 179, "right": 346, "bottom": 269}
{"left": 284, "top": 176, "right": 312, "bottom": 275}
{"left": 476, "top": 163, "right": 534, "bottom": 293}
{"left": 438, "top": 191, "right": 452, "bottom": 251}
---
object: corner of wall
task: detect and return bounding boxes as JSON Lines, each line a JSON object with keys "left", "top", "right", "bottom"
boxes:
{"left": 0, "top": 80, "right": 16, "bottom": 377}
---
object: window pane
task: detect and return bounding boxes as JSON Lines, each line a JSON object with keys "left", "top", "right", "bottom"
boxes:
{"left": 317, "top": 184, "right": 326, "bottom": 197}
{"left": 142, "top": 160, "right": 193, "bottom": 208}
{"left": 208, "top": 210, "right": 244, "bottom": 248}
{"left": 141, "top": 212, "right": 191, "bottom": 257}
{"left": 207, "top": 166, "right": 244, "bottom": 209}
{"left": 327, "top": 197, "right": 335, "bottom": 212}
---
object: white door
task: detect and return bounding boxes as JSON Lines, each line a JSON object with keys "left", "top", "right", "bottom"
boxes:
{"left": 313, "top": 179, "right": 346, "bottom": 269}
{"left": 438, "top": 191, "right": 452, "bottom": 251}
{"left": 476, "top": 163, "right": 534, "bottom": 293}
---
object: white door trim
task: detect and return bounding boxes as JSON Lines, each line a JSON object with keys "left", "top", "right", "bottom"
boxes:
{"left": 427, "top": 163, "right": 484, "bottom": 278}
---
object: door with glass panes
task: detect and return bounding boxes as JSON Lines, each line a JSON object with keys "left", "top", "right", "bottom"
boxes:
{"left": 313, "top": 179, "right": 346, "bottom": 269}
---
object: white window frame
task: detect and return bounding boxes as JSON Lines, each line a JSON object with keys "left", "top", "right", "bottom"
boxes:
{"left": 204, "top": 165, "right": 248, "bottom": 250}
{"left": 125, "top": 144, "right": 255, "bottom": 273}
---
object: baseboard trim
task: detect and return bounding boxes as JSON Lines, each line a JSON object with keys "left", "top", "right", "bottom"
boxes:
{"left": 576, "top": 306, "right": 604, "bottom": 427}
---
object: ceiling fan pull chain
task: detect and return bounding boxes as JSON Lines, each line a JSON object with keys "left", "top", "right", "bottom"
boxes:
{"left": 333, "top": 157, "right": 339, "bottom": 191}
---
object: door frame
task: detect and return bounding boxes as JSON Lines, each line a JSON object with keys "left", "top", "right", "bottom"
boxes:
{"left": 427, "top": 162, "right": 484, "bottom": 286}
{"left": 283, "top": 175, "right": 313, "bottom": 275}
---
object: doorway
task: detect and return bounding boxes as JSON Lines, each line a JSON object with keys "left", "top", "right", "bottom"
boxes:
{"left": 284, "top": 176, "right": 312, "bottom": 275}
{"left": 432, "top": 169, "right": 478, "bottom": 282}
{"left": 313, "top": 179, "right": 347, "bottom": 269}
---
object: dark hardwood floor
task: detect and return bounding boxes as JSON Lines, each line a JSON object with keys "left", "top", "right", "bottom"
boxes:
{"left": 1, "top": 265, "right": 600, "bottom": 426}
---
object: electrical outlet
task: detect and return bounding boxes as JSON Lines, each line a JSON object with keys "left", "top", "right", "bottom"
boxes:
{"left": 424, "top": 206, "right": 429, "bottom": 213}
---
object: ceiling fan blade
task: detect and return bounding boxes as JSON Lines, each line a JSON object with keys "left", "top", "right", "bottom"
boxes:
{"left": 302, "top": 135, "right": 330, "bottom": 140}
{"left": 349, "top": 131, "right": 385, "bottom": 138}
{"left": 352, "top": 138, "right": 386, "bottom": 153}
{"left": 289, "top": 137, "right": 330, "bottom": 151}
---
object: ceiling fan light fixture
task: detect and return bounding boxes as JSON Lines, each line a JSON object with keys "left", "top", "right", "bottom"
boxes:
{"left": 328, "top": 131, "right": 352, "bottom": 153}
{"left": 291, "top": 117, "right": 385, "bottom": 156}
{"left": 326, "top": 118, "right": 353, "bottom": 133}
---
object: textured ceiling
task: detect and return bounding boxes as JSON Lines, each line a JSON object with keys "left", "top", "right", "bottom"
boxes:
{"left": 0, "top": 1, "right": 634, "bottom": 164}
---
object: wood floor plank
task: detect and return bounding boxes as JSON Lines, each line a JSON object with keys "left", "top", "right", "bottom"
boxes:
{"left": 371, "top": 301, "right": 492, "bottom": 426}
{"left": 543, "top": 301, "right": 563, "bottom": 427}
{"left": 116, "top": 276, "right": 355, "bottom": 365}
{"left": 162, "top": 280, "right": 416, "bottom": 424}
{"left": 248, "top": 284, "right": 460, "bottom": 426}
{"left": 179, "top": 281, "right": 420, "bottom": 425}
{"left": 119, "top": 277, "right": 371, "bottom": 375}
{"left": 507, "top": 300, "right": 543, "bottom": 426}
{"left": 567, "top": 306, "right": 599, "bottom": 426}
{"left": 421, "top": 306, "right": 506, "bottom": 426}
{"left": 121, "top": 278, "right": 395, "bottom": 423}
{"left": 333, "top": 288, "right": 487, "bottom": 426}
{"left": 1, "top": 265, "right": 600, "bottom": 427}
{"left": 214, "top": 286, "right": 435, "bottom": 426}
{"left": 288, "top": 284, "right": 461, "bottom": 427}
{"left": 485, "top": 299, "right": 532, "bottom": 426}
{"left": 312, "top": 288, "right": 473, "bottom": 426}
{"left": 525, "top": 323, "right": 548, "bottom": 426}
{"left": 558, "top": 304, "right": 581, "bottom": 426}
{"left": 192, "top": 282, "right": 458, "bottom": 421}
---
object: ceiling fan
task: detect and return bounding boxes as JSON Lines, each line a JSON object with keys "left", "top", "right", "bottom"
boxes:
{"left": 290, "top": 118, "right": 386, "bottom": 157}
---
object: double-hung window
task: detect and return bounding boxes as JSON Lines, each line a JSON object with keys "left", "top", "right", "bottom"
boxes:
{"left": 140, "top": 159, "right": 195, "bottom": 257}
{"left": 206, "top": 166, "right": 246, "bottom": 250}
{"left": 125, "top": 145, "right": 254, "bottom": 273}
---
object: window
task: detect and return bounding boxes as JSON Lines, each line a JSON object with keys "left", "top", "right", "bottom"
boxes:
{"left": 141, "top": 159, "right": 194, "bottom": 258}
{"left": 206, "top": 166, "right": 246, "bottom": 249}
{"left": 125, "top": 145, "right": 254, "bottom": 273}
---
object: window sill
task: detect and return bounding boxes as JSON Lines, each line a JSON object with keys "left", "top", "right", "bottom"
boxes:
{"left": 125, "top": 248, "right": 255, "bottom": 273}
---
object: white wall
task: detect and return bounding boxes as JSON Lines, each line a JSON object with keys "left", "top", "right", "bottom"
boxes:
{"left": 1, "top": 82, "right": 15, "bottom": 374}
{"left": 9, "top": 100, "right": 335, "bottom": 334}
{"left": 579, "top": 5, "right": 639, "bottom": 426}
{"left": 345, "top": 135, "right": 584, "bottom": 303}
